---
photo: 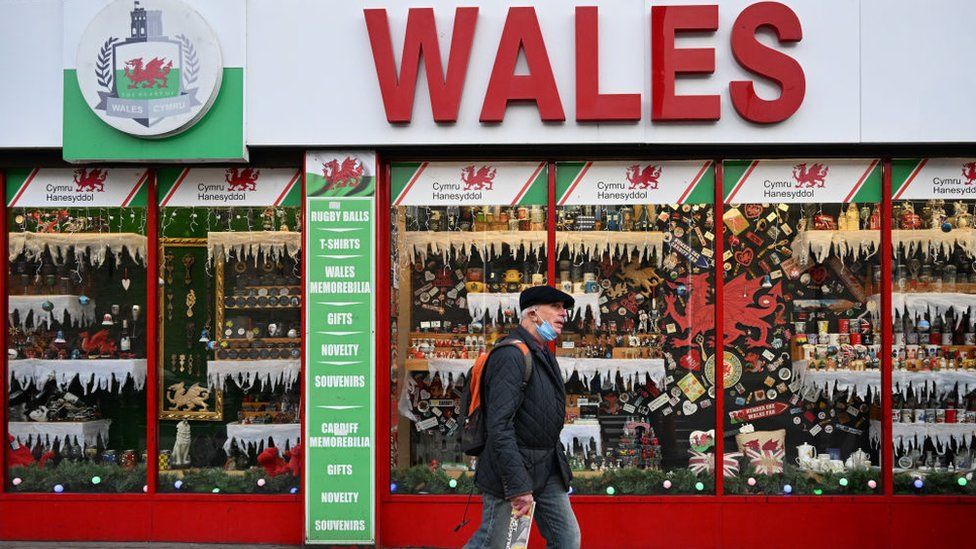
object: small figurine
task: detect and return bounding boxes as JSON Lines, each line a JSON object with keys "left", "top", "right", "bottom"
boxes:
{"left": 172, "top": 419, "right": 192, "bottom": 468}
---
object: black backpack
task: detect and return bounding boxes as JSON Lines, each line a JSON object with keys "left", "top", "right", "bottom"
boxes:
{"left": 459, "top": 339, "right": 533, "bottom": 457}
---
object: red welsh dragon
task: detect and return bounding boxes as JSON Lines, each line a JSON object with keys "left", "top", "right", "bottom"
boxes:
{"left": 322, "top": 157, "right": 364, "bottom": 190}
{"left": 626, "top": 164, "right": 662, "bottom": 189}
{"left": 792, "top": 162, "right": 829, "bottom": 188}
{"left": 225, "top": 168, "right": 259, "bottom": 191}
{"left": 663, "top": 272, "right": 782, "bottom": 348}
{"left": 962, "top": 162, "right": 976, "bottom": 185}
{"left": 124, "top": 57, "right": 173, "bottom": 89}
{"left": 460, "top": 165, "right": 496, "bottom": 190}
{"left": 74, "top": 168, "right": 106, "bottom": 192}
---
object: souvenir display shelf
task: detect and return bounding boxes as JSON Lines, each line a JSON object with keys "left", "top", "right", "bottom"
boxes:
{"left": 886, "top": 199, "right": 976, "bottom": 479}
{"left": 6, "top": 210, "right": 148, "bottom": 491}
{"left": 156, "top": 206, "right": 303, "bottom": 494}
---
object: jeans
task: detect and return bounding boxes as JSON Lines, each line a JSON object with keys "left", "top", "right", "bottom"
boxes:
{"left": 464, "top": 474, "right": 581, "bottom": 549}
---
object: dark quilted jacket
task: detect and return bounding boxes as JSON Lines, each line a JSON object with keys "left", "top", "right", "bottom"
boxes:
{"left": 474, "top": 326, "right": 572, "bottom": 499}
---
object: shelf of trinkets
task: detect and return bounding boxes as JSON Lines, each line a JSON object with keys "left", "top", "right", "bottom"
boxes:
{"left": 214, "top": 338, "right": 301, "bottom": 361}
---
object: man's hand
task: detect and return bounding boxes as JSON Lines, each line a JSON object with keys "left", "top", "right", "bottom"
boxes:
{"left": 509, "top": 493, "right": 534, "bottom": 518}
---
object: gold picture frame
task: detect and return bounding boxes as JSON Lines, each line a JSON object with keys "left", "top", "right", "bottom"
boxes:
{"left": 157, "top": 237, "right": 224, "bottom": 421}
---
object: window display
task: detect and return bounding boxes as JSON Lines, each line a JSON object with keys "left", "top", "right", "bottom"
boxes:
{"left": 722, "top": 159, "right": 883, "bottom": 495}
{"left": 388, "top": 160, "right": 719, "bottom": 495}
{"left": 156, "top": 167, "right": 302, "bottom": 494}
{"left": 389, "top": 162, "right": 548, "bottom": 494}
{"left": 889, "top": 159, "right": 976, "bottom": 494}
{"left": 552, "top": 161, "right": 717, "bottom": 494}
{"left": 6, "top": 168, "right": 148, "bottom": 493}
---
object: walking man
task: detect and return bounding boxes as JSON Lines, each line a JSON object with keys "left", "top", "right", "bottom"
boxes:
{"left": 465, "top": 286, "right": 581, "bottom": 548}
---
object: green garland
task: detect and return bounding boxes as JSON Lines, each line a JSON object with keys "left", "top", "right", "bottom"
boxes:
{"left": 725, "top": 465, "right": 880, "bottom": 495}
{"left": 8, "top": 462, "right": 146, "bottom": 493}
{"left": 158, "top": 468, "right": 298, "bottom": 494}
{"left": 391, "top": 466, "right": 479, "bottom": 495}
{"left": 894, "top": 471, "right": 975, "bottom": 495}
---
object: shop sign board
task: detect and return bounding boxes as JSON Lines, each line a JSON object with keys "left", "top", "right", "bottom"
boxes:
{"left": 305, "top": 151, "right": 377, "bottom": 545}
{"left": 892, "top": 158, "right": 976, "bottom": 200}
{"left": 723, "top": 159, "right": 882, "bottom": 204}
{"left": 6, "top": 168, "right": 149, "bottom": 207}
{"left": 157, "top": 168, "right": 301, "bottom": 207}
{"left": 63, "top": 0, "right": 246, "bottom": 162}
{"left": 556, "top": 161, "right": 714, "bottom": 205}
{"left": 391, "top": 161, "right": 547, "bottom": 206}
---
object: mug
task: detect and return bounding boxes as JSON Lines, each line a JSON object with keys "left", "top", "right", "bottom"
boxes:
{"left": 531, "top": 273, "right": 545, "bottom": 286}
{"left": 465, "top": 281, "right": 484, "bottom": 293}
{"left": 560, "top": 280, "right": 573, "bottom": 293}
{"left": 829, "top": 459, "right": 846, "bottom": 474}
{"left": 504, "top": 269, "right": 523, "bottom": 283}
{"left": 584, "top": 280, "right": 600, "bottom": 294}
{"left": 795, "top": 456, "right": 815, "bottom": 469}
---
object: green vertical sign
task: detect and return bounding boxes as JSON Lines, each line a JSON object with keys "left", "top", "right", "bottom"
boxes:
{"left": 305, "top": 197, "right": 375, "bottom": 544}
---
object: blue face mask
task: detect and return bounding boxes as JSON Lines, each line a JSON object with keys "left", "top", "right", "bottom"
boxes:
{"left": 533, "top": 314, "right": 558, "bottom": 342}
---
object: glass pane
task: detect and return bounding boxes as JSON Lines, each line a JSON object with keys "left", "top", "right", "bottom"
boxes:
{"left": 553, "top": 161, "right": 716, "bottom": 495}
{"left": 6, "top": 168, "right": 148, "bottom": 493}
{"left": 891, "top": 159, "right": 976, "bottom": 494}
{"left": 723, "top": 160, "right": 883, "bottom": 495}
{"left": 389, "top": 162, "right": 548, "bottom": 494}
{"left": 156, "top": 167, "right": 302, "bottom": 494}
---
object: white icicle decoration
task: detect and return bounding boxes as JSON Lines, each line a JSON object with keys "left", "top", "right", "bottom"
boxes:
{"left": 7, "top": 359, "right": 146, "bottom": 395}
{"left": 207, "top": 359, "right": 300, "bottom": 391}
{"left": 874, "top": 423, "right": 976, "bottom": 452}
{"left": 427, "top": 357, "right": 665, "bottom": 392}
{"left": 466, "top": 293, "right": 601, "bottom": 325}
{"left": 8, "top": 295, "right": 96, "bottom": 329}
{"left": 402, "top": 230, "right": 666, "bottom": 263}
{"left": 402, "top": 231, "right": 547, "bottom": 263}
{"left": 790, "top": 229, "right": 880, "bottom": 266}
{"left": 9, "top": 232, "right": 148, "bottom": 267}
{"left": 556, "top": 231, "right": 665, "bottom": 265}
{"left": 207, "top": 231, "right": 301, "bottom": 264}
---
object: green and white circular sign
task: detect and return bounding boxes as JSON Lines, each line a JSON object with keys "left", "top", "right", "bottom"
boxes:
{"left": 75, "top": 0, "right": 223, "bottom": 138}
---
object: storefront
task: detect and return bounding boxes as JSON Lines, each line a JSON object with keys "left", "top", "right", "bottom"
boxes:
{"left": 2, "top": 0, "right": 976, "bottom": 547}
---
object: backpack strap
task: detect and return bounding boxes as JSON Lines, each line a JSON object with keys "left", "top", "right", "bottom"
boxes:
{"left": 494, "top": 339, "right": 533, "bottom": 390}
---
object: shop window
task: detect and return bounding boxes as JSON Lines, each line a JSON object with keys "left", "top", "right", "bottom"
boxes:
{"left": 722, "top": 160, "right": 883, "bottom": 495}
{"left": 890, "top": 159, "right": 976, "bottom": 495}
{"left": 6, "top": 168, "right": 148, "bottom": 493}
{"left": 552, "top": 161, "right": 717, "bottom": 494}
{"left": 156, "top": 167, "right": 302, "bottom": 494}
{"left": 389, "top": 162, "right": 548, "bottom": 494}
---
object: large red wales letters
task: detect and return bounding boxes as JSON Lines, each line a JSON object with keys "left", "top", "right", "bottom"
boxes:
{"left": 364, "top": 3, "right": 805, "bottom": 125}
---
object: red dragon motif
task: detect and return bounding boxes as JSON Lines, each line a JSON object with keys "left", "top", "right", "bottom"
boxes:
{"left": 662, "top": 272, "right": 781, "bottom": 349}
{"left": 225, "top": 168, "right": 260, "bottom": 191}
{"left": 73, "top": 168, "right": 106, "bottom": 192}
{"left": 124, "top": 57, "right": 173, "bottom": 89}
{"left": 80, "top": 329, "right": 117, "bottom": 356}
{"left": 322, "top": 157, "right": 364, "bottom": 190}
{"left": 460, "top": 165, "right": 496, "bottom": 191}
{"left": 962, "top": 162, "right": 976, "bottom": 185}
{"left": 626, "top": 164, "right": 662, "bottom": 190}
{"left": 792, "top": 163, "right": 829, "bottom": 188}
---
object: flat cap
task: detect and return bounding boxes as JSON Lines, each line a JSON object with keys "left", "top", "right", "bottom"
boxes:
{"left": 519, "top": 285, "right": 575, "bottom": 311}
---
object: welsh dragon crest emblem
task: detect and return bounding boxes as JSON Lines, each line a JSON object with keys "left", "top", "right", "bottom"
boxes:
{"left": 93, "top": 1, "right": 201, "bottom": 128}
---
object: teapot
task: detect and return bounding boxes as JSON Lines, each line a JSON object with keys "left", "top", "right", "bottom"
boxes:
{"left": 845, "top": 448, "right": 871, "bottom": 471}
